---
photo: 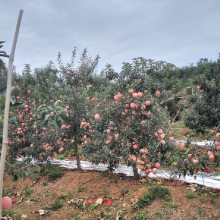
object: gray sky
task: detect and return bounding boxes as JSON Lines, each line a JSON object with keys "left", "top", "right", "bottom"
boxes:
{"left": 1, "top": 0, "right": 220, "bottom": 73}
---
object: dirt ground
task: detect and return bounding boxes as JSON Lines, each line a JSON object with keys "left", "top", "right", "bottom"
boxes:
{"left": 3, "top": 169, "right": 220, "bottom": 220}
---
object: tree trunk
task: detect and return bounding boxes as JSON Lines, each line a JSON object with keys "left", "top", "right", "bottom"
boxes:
{"left": 75, "top": 144, "right": 81, "bottom": 170}
{"left": 132, "top": 163, "right": 140, "bottom": 179}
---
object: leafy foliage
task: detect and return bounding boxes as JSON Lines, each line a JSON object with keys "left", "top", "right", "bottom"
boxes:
{"left": 2, "top": 48, "right": 220, "bottom": 180}
{"left": 36, "top": 100, "right": 68, "bottom": 127}
{"left": 83, "top": 79, "right": 175, "bottom": 173}
{"left": 5, "top": 158, "right": 41, "bottom": 181}
{"left": 185, "top": 57, "right": 220, "bottom": 132}
{"left": 0, "top": 41, "right": 9, "bottom": 59}
{"left": 40, "top": 162, "right": 64, "bottom": 181}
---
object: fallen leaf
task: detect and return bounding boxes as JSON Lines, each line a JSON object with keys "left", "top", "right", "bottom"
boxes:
{"left": 116, "top": 209, "right": 126, "bottom": 220}
{"left": 187, "top": 184, "right": 197, "bottom": 192}
{"left": 95, "top": 197, "right": 103, "bottom": 205}
{"left": 16, "top": 192, "right": 21, "bottom": 197}
{"left": 67, "top": 199, "right": 74, "bottom": 204}
{"left": 39, "top": 209, "right": 47, "bottom": 216}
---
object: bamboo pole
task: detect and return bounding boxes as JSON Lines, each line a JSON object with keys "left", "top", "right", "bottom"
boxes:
{"left": 0, "top": 10, "right": 23, "bottom": 217}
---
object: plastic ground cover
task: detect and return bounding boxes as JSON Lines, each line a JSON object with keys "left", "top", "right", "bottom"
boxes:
{"left": 50, "top": 159, "right": 220, "bottom": 189}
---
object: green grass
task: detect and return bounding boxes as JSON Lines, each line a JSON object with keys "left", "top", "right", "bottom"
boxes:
{"left": 69, "top": 198, "right": 85, "bottom": 209}
{"left": 133, "top": 186, "right": 170, "bottom": 210}
{"left": 132, "top": 213, "right": 148, "bottom": 220}
{"left": 87, "top": 203, "right": 99, "bottom": 212}
{"left": 51, "top": 199, "right": 64, "bottom": 210}
{"left": 2, "top": 210, "right": 21, "bottom": 220}
{"left": 3, "top": 187, "right": 15, "bottom": 197}
{"left": 23, "top": 186, "right": 33, "bottom": 197}
{"left": 103, "top": 188, "right": 110, "bottom": 198}
{"left": 197, "top": 188, "right": 220, "bottom": 205}
{"left": 70, "top": 213, "right": 81, "bottom": 220}
{"left": 120, "top": 188, "right": 129, "bottom": 196}
{"left": 186, "top": 190, "right": 196, "bottom": 199}
{"left": 150, "top": 207, "right": 175, "bottom": 220}
{"left": 77, "top": 185, "right": 86, "bottom": 193}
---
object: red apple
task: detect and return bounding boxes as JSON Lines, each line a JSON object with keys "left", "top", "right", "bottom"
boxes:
{"left": 209, "top": 154, "right": 215, "bottom": 162}
{"left": 155, "top": 162, "right": 160, "bottom": 168}
{"left": 157, "top": 129, "right": 164, "bottom": 135}
{"left": 188, "top": 154, "right": 193, "bottom": 159}
{"left": 130, "top": 103, "right": 136, "bottom": 109}
{"left": 136, "top": 158, "right": 142, "bottom": 165}
{"left": 58, "top": 147, "right": 64, "bottom": 153}
{"left": 117, "top": 92, "right": 123, "bottom": 99}
{"left": 140, "top": 148, "right": 148, "bottom": 154}
{"left": 207, "top": 151, "right": 213, "bottom": 156}
{"left": 132, "top": 144, "right": 138, "bottom": 150}
{"left": 145, "top": 169, "right": 152, "bottom": 174}
{"left": 94, "top": 114, "right": 101, "bottom": 122}
{"left": 169, "top": 137, "right": 174, "bottom": 141}
{"left": 2, "top": 196, "right": 12, "bottom": 210}
{"left": 137, "top": 92, "right": 143, "bottom": 98}
{"left": 27, "top": 89, "right": 32, "bottom": 94}
{"left": 132, "top": 92, "right": 138, "bottom": 98}
{"left": 215, "top": 141, "right": 220, "bottom": 150}
{"left": 61, "top": 124, "right": 66, "bottom": 129}
{"left": 114, "top": 94, "right": 120, "bottom": 102}
{"left": 114, "top": 133, "right": 120, "bottom": 140}
{"left": 128, "top": 88, "right": 134, "bottom": 94}
{"left": 192, "top": 159, "right": 199, "bottom": 165}
{"left": 145, "top": 100, "right": 151, "bottom": 106}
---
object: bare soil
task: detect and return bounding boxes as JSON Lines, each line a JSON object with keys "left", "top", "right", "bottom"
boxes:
{"left": 3, "top": 170, "right": 220, "bottom": 220}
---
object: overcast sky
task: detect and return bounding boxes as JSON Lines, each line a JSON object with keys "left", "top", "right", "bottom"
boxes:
{"left": 1, "top": 0, "right": 220, "bottom": 73}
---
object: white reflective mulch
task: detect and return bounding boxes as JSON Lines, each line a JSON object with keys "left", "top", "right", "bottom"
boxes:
{"left": 16, "top": 139, "right": 219, "bottom": 189}
{"left": 178, "top": 140, "right": 214, "bottom": 147}
{"left": 50, "top": 159, "right": 220, "bottom": 190}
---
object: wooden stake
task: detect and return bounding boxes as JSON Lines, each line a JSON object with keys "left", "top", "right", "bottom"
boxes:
{"left": 0, "top": 10, "right": 23, "bottom": 217}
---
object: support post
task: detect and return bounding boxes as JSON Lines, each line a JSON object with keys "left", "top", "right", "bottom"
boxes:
{"left": 0, "top": 10, "right": 23, "bottom": 217}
